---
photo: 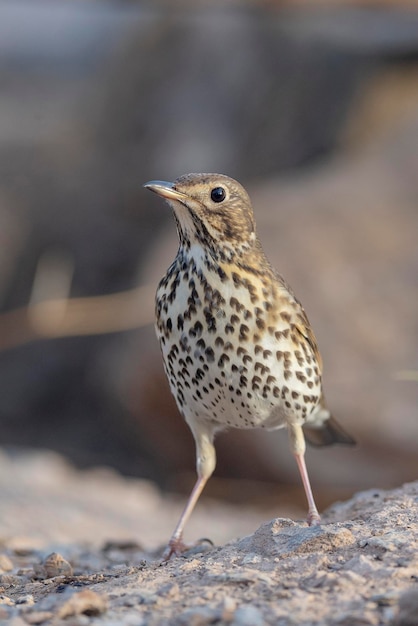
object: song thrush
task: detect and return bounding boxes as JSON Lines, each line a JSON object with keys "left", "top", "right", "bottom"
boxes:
{"left": 144, "top": 173, "right": 355, "bottom": 559}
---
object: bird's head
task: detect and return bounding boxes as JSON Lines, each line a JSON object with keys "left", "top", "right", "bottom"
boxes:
{"left": 144, "top": 173, "right": 257, "bottom": 260}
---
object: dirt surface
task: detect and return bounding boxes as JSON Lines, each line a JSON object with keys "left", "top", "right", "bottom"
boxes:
{"left": 1, "top": 449, "right": 417, "bottom": 626}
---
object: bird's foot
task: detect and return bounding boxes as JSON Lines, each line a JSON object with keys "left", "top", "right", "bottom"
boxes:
{"left": 162, "top": 537, "right": 214, "bottom": 561}
{"left": 162, "top": 538, "right": 188, "bottom": 561}
{"left": 307, "top": 510, "right": 321, "bottom": 526}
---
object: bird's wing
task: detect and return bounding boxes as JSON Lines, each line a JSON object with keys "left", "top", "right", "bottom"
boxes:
{"left": 294, "top": 315, "right": 323, "bottom": 373}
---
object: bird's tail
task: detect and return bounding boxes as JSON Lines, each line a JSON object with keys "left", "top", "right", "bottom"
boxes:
{"left": 303, "top": 400, "right": 356, "bottom": 447}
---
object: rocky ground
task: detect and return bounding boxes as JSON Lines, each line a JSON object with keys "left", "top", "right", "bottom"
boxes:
{"left": 1, "top": 449, "right": 417, "bottom": 625}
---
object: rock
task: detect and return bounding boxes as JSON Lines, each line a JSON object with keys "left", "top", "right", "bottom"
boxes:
{"left": 395, "top": 588, "right": 418, "bottom": 626}
{"left": 41, "top": 552, "right": 73, "bottom": 579}
{"left": 57, "top": 590, "right": 108, "bottom": 619}
{"left": 243, "top": 518, "right": 355, "bottom": 557}
{"left": 0, "top": 555, "right": 13, "bottom": 572}
{"left": 232, "top": 605, "right": 265, "bottom": 626}
{"left": 22, "top": 611, "right": 54, "bottom": 625}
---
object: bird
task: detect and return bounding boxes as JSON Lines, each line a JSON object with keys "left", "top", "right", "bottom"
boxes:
{"left": 144, "top": 173, "right": 355, "bottom": 559}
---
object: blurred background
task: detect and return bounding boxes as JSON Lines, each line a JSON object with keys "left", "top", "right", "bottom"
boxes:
{"left": 1, "top": 0, "right": 418, "bottom": 517}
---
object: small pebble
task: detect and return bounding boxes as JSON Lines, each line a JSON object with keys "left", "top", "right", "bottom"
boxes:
{"left": 23, "top": 611, "right": 54, "bottom": 625}
{"left": 232, "top": 605, "right": 264, "bottom": 626}
{"left": 57, "top": 589, "right": 108, "bottom": 619}
{"left": 0, "top": 554, "right": 13, "bottom": 572}
{"left": 43, "top": 552, "right": 73, "bottom": 578}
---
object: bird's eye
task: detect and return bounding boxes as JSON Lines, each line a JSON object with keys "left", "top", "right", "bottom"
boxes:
{"left": 210, "top": 187, "right": 226, "bottom": 203}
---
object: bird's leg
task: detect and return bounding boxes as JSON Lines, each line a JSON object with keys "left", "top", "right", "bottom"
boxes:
{"left": 288, "top": 424, "right": 321, "bottom": 526}
{"left": 163, "top": 424, "right": 216, "bottom": 560}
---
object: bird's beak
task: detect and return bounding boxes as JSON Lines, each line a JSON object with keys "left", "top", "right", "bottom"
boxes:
{"left": 144, "top": 180, "right": 189, "bottom": 202}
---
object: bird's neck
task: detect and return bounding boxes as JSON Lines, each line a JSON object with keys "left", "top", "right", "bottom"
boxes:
{"left": 176, "top": 237, "right": 274, "bottom": 281}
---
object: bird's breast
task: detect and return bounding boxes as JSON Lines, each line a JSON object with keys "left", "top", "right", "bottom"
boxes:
{"left": 156, "top": 252, "right": 322, "bottom": 430}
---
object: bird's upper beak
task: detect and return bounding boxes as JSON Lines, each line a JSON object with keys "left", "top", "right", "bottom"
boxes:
{"left": 144, "top": 180, "right": 189, "bottom": 203}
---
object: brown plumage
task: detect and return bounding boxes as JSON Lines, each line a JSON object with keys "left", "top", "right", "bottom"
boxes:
{"left": 144, "top": 173, "right": 355, "bottom": 559}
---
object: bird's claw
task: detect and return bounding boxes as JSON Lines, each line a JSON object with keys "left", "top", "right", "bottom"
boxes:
{"left": 162, "top": 537, "right": 214, "bottom": 561}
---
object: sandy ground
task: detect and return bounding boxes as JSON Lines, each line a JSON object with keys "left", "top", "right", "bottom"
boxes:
{"left": 1, "top": 448, "right": 417, "bottom": 625}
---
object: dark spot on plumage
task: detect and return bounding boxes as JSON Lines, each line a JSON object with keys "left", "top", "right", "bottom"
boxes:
{"left": 196, "top": 368, "right": 205, "bottom": 380}
{"left": 224, "top": 342, "right": 233, "bottom": 352}
{"left": 296, "top": 372, "right": 307, "bottom": 383}
{"left": 294, "top": 350, "right": 304, "bottom": 366}
{"left": 263, "top": 301, "right": 272, "bottom": 312}
{"left": 196, "top": 338, "right": 205, "bottom": 350}
{"left": 177, "top": 315, "right": 184, "bottom": 331}
{"left": 204, "top": 309, "right": 216, "bottom": 332}
{"left": 230, "top": 314, "right": 240, "bottom": 325}
{"left": 284, "top": 371, "right": 292, "bottom": 380}
{"left": 217, "top": 266, "right": 228, "bottom": 281}
{"left": 225, "top": 323, "right": 234, "bottom": 334}
{"left": 218, "top": 354, "right": 230, "bottom": 368}
{"left": 243, "top": 309, "right": 252, "bottom": 320}
{"left": 256, "top": 318, "right": 265, "bottom": 330}
{"left": 189, "top": 320, "right": 203, "bottom": 338}
{"left": 254, "top": 345, "right": 263, "bottom": 355}
{"left": 215, "top": 336, "right": 224, "bottom": 348}
{"left": 255, "top": 362, "right": 270, "bottom": 375}
{"left": 186, "top": 356, "right": 193, "bottom": 365}
{"left": 179, "top": 336, "right": 190, "bottom": 353}
{"left": 239, "top": 375, "right": 248, "bottom": 387}
{"left": 273, "top": 386, "right": 280, "bottom": 397}
{"left": 263, "top": 349, "right": 272, "bottom": 359}
{"left": 292, "top": 391, "right": 299, "bottom": 399}
{"left": 237, "top": 346, "right": 246, "bottom": 357}
{"left": 229, "top": 296, "right": 239, "bottom": 311}
{"left": 280, "top": 311, "right": 291, "bottom": 323}
{"left": 205, "top": 347, "right": 215, "bottom": 362}
{"left": 232, "top": 272, "right": 241, "bottom": 286}
{"left": 239, "top": 324, "right": 249, "bottom": 339}
{"left": 243, "top": 354, "right": 252, "bottom": 365}
{"left": 307, "top": 381, "right": 314, "bottom": 389}
{"left": 285, "top": 401, "right": 291, "bottom": 409}
{"left": 266, "top": 375, "right": 276, "bottom": 385}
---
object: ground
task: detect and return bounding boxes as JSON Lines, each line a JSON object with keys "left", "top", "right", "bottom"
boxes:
{"left": 1, "top": 449, "right": 417, "bottom": 626}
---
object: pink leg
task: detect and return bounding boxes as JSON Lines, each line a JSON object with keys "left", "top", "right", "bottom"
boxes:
{"left": 288, "top": 424, "right": 321, "bottom": 525}
{"left": 294, "top": 451, "right": 321, "bottom": 525}
{"left": 163, "top": 473, "right": 209, "bottom": 560}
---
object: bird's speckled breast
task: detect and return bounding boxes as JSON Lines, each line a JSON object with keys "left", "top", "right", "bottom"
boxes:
{"left": 155, "top": 246, "right": 322, "bottom": 432}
